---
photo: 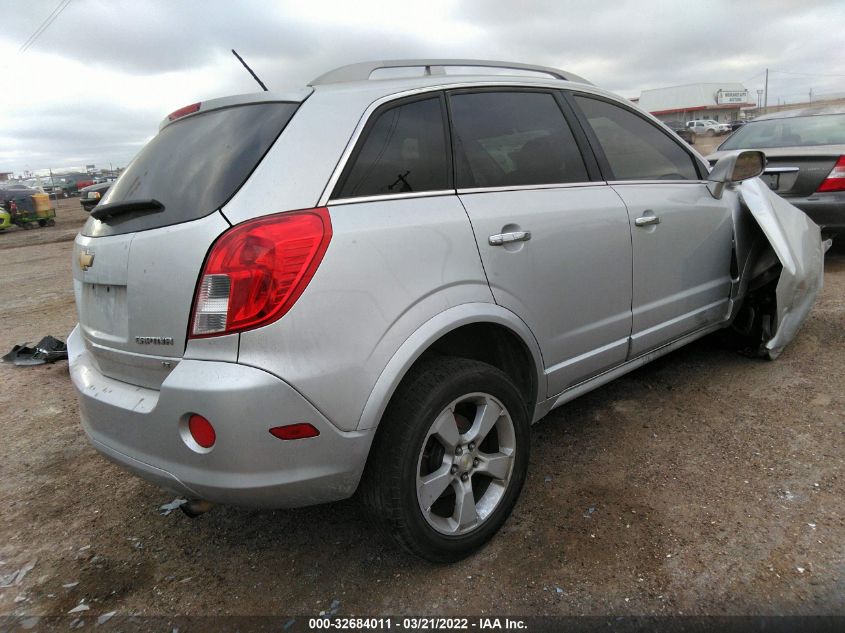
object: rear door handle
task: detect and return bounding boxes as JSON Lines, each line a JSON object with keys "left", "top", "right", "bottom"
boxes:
{"left": 489, "top": 231, "right": 531, "bottom": 246}
{"left": 634, "top": 215, "right": 661, "bottom": 227}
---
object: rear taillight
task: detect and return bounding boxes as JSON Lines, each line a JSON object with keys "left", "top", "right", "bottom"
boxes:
{"left": 817, "top": 156, "right": 845, "bottom": 192}
{"left": 190, "top": 208, "right": 332, "bottom": 338}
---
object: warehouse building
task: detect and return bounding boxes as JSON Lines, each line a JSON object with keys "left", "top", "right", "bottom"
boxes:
{"left": 637, "top": 83, "right": 756, "bottom": 124}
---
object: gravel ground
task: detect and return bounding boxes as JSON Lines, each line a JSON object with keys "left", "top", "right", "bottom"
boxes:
{"left": 0, "top": 198, "right": 843, "bottom": 619}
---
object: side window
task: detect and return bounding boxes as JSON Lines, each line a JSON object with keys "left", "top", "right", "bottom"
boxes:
{"left": 449, "top": 91, "right": 589, "bottom": 189}
{"left": 334, "top": 97, "right": 450, "bottom": 199}
{"left": 573, "top": 95, "right": 698, "bottom": 181}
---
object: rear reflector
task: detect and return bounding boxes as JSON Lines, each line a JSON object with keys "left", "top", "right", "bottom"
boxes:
{"left": 269, "top": 423, "right": 320, "bottom": 440}
{"left": 817, "top": 156, "right": 845, "bottom": 192}
{"left": 168, "top": 102, "right": 201, "bottom": 121}
{"left": 190, "top": 208, "right": 332, "bottom": 337}
{"left": 188, "top": 414, "right": 216, "bottom": 448}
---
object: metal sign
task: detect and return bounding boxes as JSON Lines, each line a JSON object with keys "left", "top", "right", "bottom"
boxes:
{"left": 716, "top": 89, "right": 749, "bottom": 104}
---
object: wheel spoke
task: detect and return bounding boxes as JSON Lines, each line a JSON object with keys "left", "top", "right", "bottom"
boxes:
{"left": 477, "top": 450, "right": 512, "bottom": 481}
{"left": 469, "top": 398, "right": 502, "bottom": 444}
{"left": 453, "top": 480, "right": 478, "bottom": 530}
{"left": 417, "top": 464, "right": 453, "bottom": 510}
{"left": 430, "top": 408, "right": 460, "bottom": 451}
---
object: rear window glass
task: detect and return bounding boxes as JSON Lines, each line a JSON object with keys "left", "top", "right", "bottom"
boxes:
{"left": 82, "top": 102, "right": 299, "bottom": 237}
{"left": 719, "top": 113, "right": 845, "bottom": 150}
{"left": 333, "top": 97, "right": 450, "bottom": 199}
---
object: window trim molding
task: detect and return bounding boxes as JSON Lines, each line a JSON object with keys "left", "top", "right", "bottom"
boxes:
{"left": 456, "top": 181, "right": 600, "bottom": 195}
{"left": 329, "top": 189, "right": 455, "bottom": 206}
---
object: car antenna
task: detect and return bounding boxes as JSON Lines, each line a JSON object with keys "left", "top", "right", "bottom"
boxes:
{"left": 231, "top": 49, "right": 269, "bottom": 91}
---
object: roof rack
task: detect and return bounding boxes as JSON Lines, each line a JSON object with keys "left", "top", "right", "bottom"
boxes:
{"left": 309, "top": 59, "right": 591, "bottom": 86}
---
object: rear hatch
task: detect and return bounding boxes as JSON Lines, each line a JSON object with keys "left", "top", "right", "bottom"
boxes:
{"left": 73, "top": 95, "right": 305, "bottom": 389}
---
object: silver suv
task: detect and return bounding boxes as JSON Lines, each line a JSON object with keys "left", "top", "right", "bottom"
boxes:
{"left": 70, "top": 59, "right": 825, "bottom": 562}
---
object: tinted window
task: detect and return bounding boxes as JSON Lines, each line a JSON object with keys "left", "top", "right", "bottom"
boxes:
{"left": 334, "top": 97, "right": 449, "bottom": 199}
{"left": 719, "top": 113, "right": 845, "bottom": 150}
{"left": 449, "top": 91, "right": 589, "bottom": 188}
{"left": 574, "top": 96, "right": 698, "bottom": 181}
{"left": 82, "top": 102, "right": 299, "bottom": 237}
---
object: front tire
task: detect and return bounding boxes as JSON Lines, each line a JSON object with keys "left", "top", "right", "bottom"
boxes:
{"left": 360, "top": 356, "right": 530, "bottom": 563}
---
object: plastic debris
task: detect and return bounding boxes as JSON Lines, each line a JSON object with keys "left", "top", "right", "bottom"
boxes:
{"left": 62, "top": 582, "right": 79, "bottom": 589}
{"left": 0, "top": 559, "right": 37, "bottom": 588}
{"left": 544, "top": 476, "right": 552, "bottom": 482}
{"left": 2, "top": 336, "right": 68, "bottom": 366}
{"left": 98, "top": 611, "right": 117, "bottom": 625}
{"left": 67, "top": 603, "right": 90, "bottom": 614}
{"left": 583, "top": 506, "right": 596, "bottom": 518}
{"left": 319, "top": 600, "right": 341, "bottom": 617}
{"left": 159, "top": 498, "right": 188, "bottom": 516}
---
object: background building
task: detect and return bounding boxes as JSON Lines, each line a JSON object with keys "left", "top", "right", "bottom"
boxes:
{"left": 637, "top": 83, "right": 756, "bottom": 123}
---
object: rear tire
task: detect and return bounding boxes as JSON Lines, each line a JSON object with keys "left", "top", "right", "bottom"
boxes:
{"left": 360, "top": 356, "right": 530, "bottom": 563}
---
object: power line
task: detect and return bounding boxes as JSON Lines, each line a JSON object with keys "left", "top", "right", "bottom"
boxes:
{"left": 19, "top": 0, "right": 73, "bottom": 54}
{"left": 18, "top": 1, "right": 66, "bottom": 52}
{"left": 742, "top": 71, "right": 765, "bottom": 84}
{"left": 769, "top": 69, "right": 845, "bottom": 79}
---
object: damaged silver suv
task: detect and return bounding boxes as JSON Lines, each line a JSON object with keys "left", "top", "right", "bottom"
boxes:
{"left": 69, "top": 60, "right": 826, "bottom": 562}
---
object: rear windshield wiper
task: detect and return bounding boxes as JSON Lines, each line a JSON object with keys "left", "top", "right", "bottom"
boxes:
{"left": 91, "top": 199, "right": 164, "bottom": 221}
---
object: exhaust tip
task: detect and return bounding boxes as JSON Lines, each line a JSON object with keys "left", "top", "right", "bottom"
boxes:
{"left": 180, "top": 499, "right": 215, "bottom": 518}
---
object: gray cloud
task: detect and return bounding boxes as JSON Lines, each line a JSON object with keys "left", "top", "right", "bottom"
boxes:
{"left": 2, "top": 0, "right": 844, "bottom": 173}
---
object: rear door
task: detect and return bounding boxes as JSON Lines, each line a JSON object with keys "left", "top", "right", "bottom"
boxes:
{"left": 73, "top": 100, "right": 301, "bottom": 388}
{"left": 569, "top": 93, "right": 733, "bottom": 357}
{"left": 449, "top": 89, "right": 633, "bottom": 396}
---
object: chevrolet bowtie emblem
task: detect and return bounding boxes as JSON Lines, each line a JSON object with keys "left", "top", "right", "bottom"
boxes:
{"left": 79, "top": 250, "right": 95, "bottom": 271}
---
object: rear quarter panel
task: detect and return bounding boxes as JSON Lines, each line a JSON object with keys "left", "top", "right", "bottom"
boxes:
{"left": 236, "top": 196, "right": 495, "bottom": 432}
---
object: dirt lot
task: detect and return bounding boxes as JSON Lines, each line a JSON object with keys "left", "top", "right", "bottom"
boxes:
{"left": 0, "top": 196, "right": 843, "bottom": 620}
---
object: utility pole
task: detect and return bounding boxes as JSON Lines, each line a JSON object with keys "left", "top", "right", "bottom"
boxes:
{"left": 763, "top": 68, "right": 769, "bottom": 112}
{"left": 809, "top": 87, "right": 813, "bottom": 103}
{"left": 49, "top": 168, "right": 57, "bottom": 202}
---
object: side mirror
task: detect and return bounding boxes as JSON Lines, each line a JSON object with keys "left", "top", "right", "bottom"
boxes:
{"left": 707, "top": 150, "right": 766, "bottom": 199}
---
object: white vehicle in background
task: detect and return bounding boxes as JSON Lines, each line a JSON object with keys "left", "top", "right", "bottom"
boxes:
{"left": 687, "top": 119, "right": 731, "bottom": 136}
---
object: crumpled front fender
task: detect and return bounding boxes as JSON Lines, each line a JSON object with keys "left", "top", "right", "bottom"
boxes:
{"left": 737, "top": 177, "right": 829, "bottom": 359}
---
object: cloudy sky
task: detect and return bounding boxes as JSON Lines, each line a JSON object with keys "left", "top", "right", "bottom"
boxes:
{"left": 1, "top": 0, "right": 844, "bottom": 175}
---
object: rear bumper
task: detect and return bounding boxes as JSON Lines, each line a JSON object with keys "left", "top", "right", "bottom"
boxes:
{"left": 68, "top": 325, "right": 374, "bottom": 508}
{"left": 783, "top": 192, "right": 845, "bottom": 233}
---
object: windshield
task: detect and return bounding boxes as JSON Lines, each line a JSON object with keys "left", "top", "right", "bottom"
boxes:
{"left": 719, "top": 113, "right": 845, "bottom": 150}
{"left": 82, "top": 101, "right": 300, "bottom": 237}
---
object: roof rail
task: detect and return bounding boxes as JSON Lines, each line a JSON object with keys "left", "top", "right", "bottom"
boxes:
{"left": 309, "top": 59, "right": 591, "bottom": 86}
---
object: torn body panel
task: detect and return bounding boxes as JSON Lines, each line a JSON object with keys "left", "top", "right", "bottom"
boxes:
{"left": 733, "top": 177, "right": 828, "bottom": 359}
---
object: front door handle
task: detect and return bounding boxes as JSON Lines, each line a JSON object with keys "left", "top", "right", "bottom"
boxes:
{"left": 489, "top": 231, "right": 531, "bottom": 246}
{"left": 634, "top": 215, "right": 661, "bottom": 227}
